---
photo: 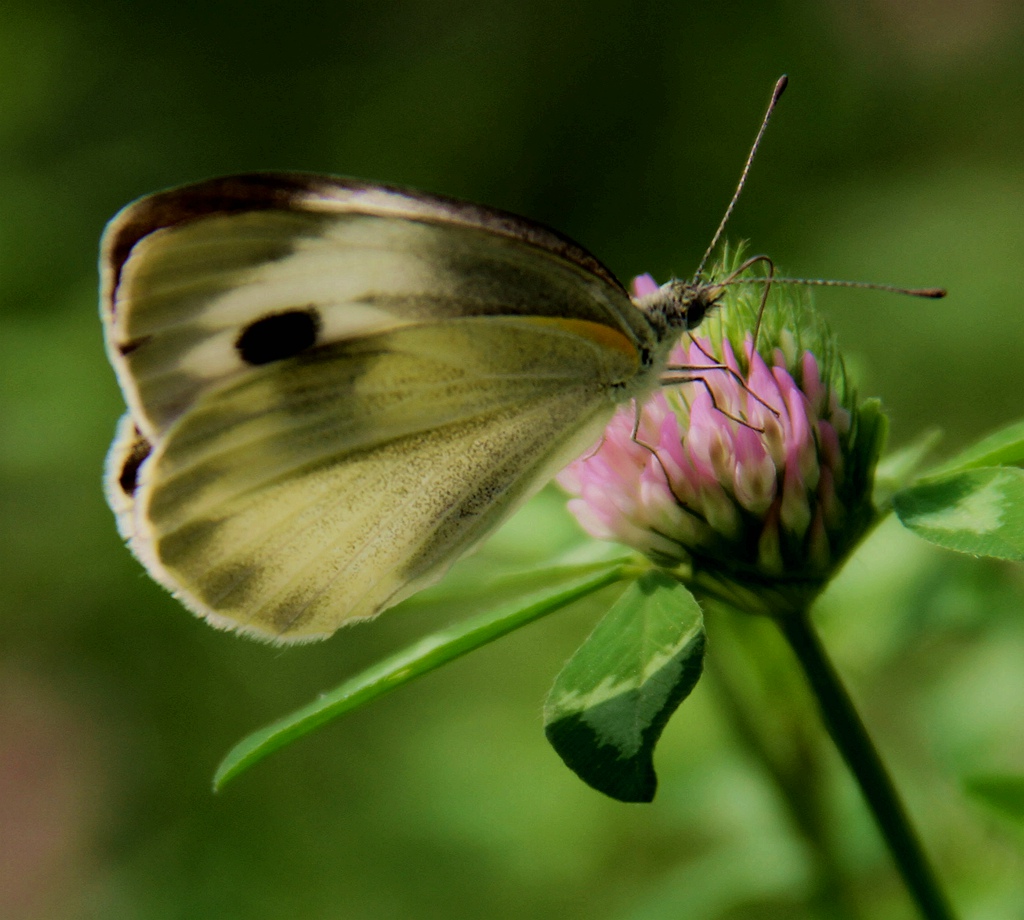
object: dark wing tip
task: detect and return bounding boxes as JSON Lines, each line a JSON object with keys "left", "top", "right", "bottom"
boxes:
{"left": 101, "top": 173, "right": 325, "bottom": 290}
{"left": 100, "top": 172, "right": 628, "bottom": 301}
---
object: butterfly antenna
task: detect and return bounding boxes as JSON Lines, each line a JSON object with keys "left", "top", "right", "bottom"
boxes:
{"left": 720, "top": 276, "right": 947, "bottom": 299}
{"left": 692, "top": 74, "right": 789, "bottom": 283}
{"left": 718, "top": 271, "right": 946, "bottom": 352}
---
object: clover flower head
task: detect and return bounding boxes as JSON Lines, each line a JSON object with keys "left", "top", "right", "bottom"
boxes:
{"left": 558, "top": 255, "right": 887, "bottom": 615}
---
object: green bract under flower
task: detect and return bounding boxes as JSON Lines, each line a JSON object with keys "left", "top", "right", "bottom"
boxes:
{"left": 557, "top": 252, "right": 887, "bottom": 616}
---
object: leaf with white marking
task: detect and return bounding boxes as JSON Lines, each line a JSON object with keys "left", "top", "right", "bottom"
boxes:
{"left": 894, "top": 466, "right": 1024, "bottom": 560}
{"left": 544, "top": 570, "right": 705, "bottom": 803}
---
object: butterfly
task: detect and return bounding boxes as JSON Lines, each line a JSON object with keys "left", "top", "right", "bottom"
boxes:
{"left": 101, "top": 169, "right": 731, "bottom": 643}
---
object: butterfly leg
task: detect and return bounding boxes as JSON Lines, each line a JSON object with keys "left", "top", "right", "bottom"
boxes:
{"left": 626, "top": 400, "right": 704, "bottom": 520}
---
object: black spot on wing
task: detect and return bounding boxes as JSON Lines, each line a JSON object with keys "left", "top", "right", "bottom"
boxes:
{"left": 235, "top": 308, "right": 321, "bottom": 365}
{"left": 118, "top": 431, "right": 152, "bottom": 497}
{"left": 118, "top": 336, "right": 150, "bottom": 357}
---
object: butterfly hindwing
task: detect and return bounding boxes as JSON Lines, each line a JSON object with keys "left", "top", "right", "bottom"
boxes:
{"left": 102, "top": 174, "right": 650, "bottom": 641}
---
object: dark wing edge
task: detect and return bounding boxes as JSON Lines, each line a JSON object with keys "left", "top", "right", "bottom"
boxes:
{"left": 101, "top": 172, "right": 628, "bottom": 304}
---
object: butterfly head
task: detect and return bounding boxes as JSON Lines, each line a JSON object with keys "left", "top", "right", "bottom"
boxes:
{"left": 631, "top": 277, "right": 726, "bottom": 346}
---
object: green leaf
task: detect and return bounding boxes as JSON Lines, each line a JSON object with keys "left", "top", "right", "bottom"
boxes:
{"left": 894, "top": 466, "right": 1024, "bottom": 560}
{"left": 926, "top": 417, "right": 1024, "bottom": 478}
{"left": 215, "top": 561, "right": 631, "bottom": 791}
{"left": 395, "top": 541, "right": 635, "bottom": 614}
{"left": 544, "top": 570, "right": 705, "bottom": 803}
{"left": 964, "top": 774, "right": 1024, "bottom": 826}
{"left": 873, "top": 428, "right": 942, "bottom": 508}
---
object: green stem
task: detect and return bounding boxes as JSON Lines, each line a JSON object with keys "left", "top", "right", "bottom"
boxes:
{"left": 705, "top": 659, "right": 858, "bottom": 919}
{"left": 777, "top": 611, "right": 956, "bottom": 920}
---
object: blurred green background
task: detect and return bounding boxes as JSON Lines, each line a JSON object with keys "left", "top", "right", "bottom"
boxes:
{"left": 2, "top": 1, "right": 1024, "bottom": 918}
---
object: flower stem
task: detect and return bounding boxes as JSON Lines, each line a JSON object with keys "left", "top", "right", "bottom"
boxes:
{"left": 776, "top": 611, "right": 956, "bottom": 920}
{"left": 705, "top": 658, "right": 858, "bottom": 918}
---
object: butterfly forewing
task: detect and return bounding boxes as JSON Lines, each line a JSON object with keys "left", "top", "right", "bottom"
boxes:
{"left": 102, "top": 175, "right": 649, "bottom": 436}
{"left": 102, "top": 174, "right": 653, "bottom": 641}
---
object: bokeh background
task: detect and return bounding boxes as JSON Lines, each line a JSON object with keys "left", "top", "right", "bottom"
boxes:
{"left": 2, "top": 1, "right": 1024, "bottom": 918}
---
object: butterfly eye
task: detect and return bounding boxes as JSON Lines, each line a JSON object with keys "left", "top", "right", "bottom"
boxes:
{"left": 235, "top": 308, "right": 322, "bottom": 366}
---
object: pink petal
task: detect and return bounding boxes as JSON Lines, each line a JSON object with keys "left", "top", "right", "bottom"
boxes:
{"left": 631, "top": 273, "right": 660, "bottom": 298}
{"left": 801, "top": 352, "right": 827, "bottom": 416}
{"left": 733, "top": 424, "right": 777, "bottom": 514}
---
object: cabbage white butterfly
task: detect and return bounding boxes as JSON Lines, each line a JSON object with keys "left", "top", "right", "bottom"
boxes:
{"left": 100, "top": 77, "right": 938, "bottom": 642}
{"left": 102, "top": 165, "right": 727, "bottom": 642}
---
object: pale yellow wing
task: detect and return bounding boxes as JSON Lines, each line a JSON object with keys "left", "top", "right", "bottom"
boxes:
{"left": 109, "top": 317, "right": 635, "bottom": 642}
{"left": 101, "top": 174, "right": 651, "bottom": 642}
